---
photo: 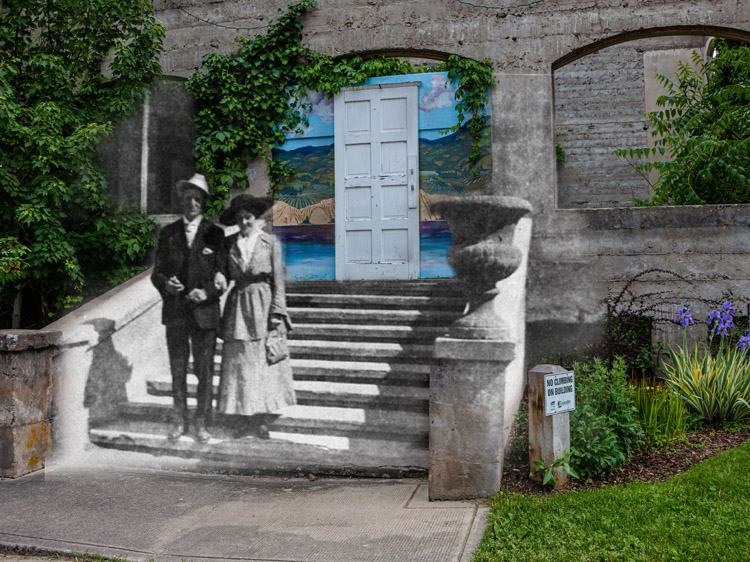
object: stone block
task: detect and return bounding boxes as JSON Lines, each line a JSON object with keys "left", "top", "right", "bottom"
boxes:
{"left": 429, "top": 337, "right": 514, "bottom": 500}
{"left": 0, "top": 350, "right": 55, "bottom": 426}
{"left": 0, "top": 420, "right": 52, "bottom": 478}
{"left": 0, "top": 330, "right": 60, "bottom": 478}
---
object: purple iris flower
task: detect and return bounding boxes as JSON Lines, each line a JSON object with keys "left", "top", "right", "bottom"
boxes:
{"left": 738, "top": 330, "right": 750, "bottom": 352}
{"left": 675, "top": 300, "right": 695, "bottom": 328}
{"left": 708, "top": 301, "right": 737, "bottom": 337}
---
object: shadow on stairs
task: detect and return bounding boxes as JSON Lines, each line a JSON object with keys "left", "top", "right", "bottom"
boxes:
{"left": 89, "top": 279, "right": 465, "bottom": 477}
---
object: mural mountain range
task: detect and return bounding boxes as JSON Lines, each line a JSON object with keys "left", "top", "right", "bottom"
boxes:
{"left": 272, "top": 117, "right": 491, "bottom": 226}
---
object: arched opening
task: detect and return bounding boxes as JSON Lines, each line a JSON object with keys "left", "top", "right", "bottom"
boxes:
{"left": 552, "top": 28, "right": 750, "bottom": 209}
{"left": 102, "top": 77, "right": 196, "bottom": 219}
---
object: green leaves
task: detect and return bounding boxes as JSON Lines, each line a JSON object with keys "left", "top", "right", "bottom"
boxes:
{"left": 436, "top": 55, "right": 495, "bottom": 170}
{"left": 0, "top": 0, "right": 163, "bottom": 323}
{"left": 613, "top": 40, "right": 750, "bottom": 205}
{"left": 188, "top": 0, "right": 494, "bottom": 209}
{"left": 530, "top": 449, "right": 579, "bottom": 487}
{"left": 570, "top": 358, "right": 645, "bottom": 479}
{"left": 187, "top": 0, "right": 318, "bottom": 213}
{"left": 665, "top": 343, "right": 750, "bottom": 422}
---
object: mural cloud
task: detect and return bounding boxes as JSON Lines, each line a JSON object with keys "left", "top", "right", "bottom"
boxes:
{"left": 419, "top": 75, "right": 455, "bottom": 112}
{"left": 308, "top": 91, "right": 334, "bottom": 124}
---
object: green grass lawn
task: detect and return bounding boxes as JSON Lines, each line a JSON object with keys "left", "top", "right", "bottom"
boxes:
{"left": 473, "top": 441, "right": 750, "bottom": 562}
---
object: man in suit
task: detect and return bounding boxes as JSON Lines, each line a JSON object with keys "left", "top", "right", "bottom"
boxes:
{"left": 151, "top": 173, "right": 226, "bottom": 443}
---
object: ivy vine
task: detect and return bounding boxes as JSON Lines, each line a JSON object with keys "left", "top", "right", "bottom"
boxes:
{"left": 186, "top": 0, "right": 495, "bottom": 212}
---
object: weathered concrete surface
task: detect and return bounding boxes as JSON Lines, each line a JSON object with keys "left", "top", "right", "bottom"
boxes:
{"left": 430, "top": 338, "right": 514, "bottom": 500}
{"left": 528, "top": 364, "right": 571, "bottom": 489}
{"left": 0, "top": 330, "right": 60, "bottom": 478}
{"left": 428, "top": 214, "right": 531, "bottom": 499}
{"left": 528, "top": 204, "right": 750, "bottom": 354}
{"left": 0, "top": 469, "right": 487, "bottom": 562}
{"left": 152, "top": 1, "right": 750, "bottom": 76}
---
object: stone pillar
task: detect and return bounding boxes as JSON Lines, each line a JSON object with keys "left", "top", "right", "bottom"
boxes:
{"left": 0, "top": 330, "right": 61, "bottom": 478}
{"left": 429, "top": 339, "right": 514, "bottom": 500}
{"left": 528, "top": 364, "right": 571, "bottom": 489}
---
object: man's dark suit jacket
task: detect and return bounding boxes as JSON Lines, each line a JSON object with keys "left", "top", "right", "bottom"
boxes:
{"left": 151, "top": 218, "right": 225, "bottom": 330}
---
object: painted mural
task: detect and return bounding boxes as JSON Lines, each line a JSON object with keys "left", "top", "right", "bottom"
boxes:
{"left": 271, "top": 72, "right": 492, "bottom": 280}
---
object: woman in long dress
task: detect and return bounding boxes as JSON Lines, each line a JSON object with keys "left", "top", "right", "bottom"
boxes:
{"left": 217, "top": 194, "right": 295, "bottom": 438}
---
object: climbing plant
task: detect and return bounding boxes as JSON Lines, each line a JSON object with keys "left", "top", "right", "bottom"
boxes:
{"left": 186, "top": 0, "right": 494, "bottom": 212}
{"left": 0, "top": 0, "right": 163, "bottom": 326}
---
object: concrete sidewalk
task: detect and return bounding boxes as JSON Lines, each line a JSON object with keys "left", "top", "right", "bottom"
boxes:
{"left": 0, "top": 467, "right": 488, "bottom": 562}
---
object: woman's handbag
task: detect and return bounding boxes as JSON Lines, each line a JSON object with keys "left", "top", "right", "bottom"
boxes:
{"left": 265, "top": 328, "right": 289, "bottom": 365}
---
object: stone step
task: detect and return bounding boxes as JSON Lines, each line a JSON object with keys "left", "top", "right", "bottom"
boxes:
{"left": 183, "top": 359, "right": 429, "bottom": 385}
{"left": 292, "top": 358, "right": 430, "bottom": 385}
{"left": 289, "top": 339, "right": 434, "bottom": 361}
{"left": 115, "top": 402, "right": 429, "bottom": 441}
{"left": 289, "top": 323, "right": 450, "bottom": 342}
{"left": 146, "top": 379, "right": 429, "bottom": 410}
{"left": 286, "top": 293, "right": 466, "bottom": 311}
{"left": 286, "top": 279, "right": 462, "bottom": 297}
{"left": 288, "top": 307, "right": 461, "bottom": 326}
{"left": 187, "top": 353, "right": 433, "bottom": 383}
{"left": 88, "top": 422, "right": 427, "bottom": 477}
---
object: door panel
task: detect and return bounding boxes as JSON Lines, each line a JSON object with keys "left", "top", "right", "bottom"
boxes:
{"left": 346, "top": 186, "right": 372, "bottom": 219}
{"left": 335, "top": 84, "right": 419, "bottom": 280}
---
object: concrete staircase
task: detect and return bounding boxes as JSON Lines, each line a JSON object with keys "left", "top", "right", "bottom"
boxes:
{"left": 88, "top": 280, "right": 465, "bottom": 477}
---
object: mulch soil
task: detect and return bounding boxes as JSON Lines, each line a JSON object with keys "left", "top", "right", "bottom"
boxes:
{"left": 502, "top": 426, "right": 750, "bottom": 496}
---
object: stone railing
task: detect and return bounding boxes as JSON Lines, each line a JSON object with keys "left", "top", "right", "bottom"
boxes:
{"left": 428, "top": 196, "right": 533, "bottom": 499}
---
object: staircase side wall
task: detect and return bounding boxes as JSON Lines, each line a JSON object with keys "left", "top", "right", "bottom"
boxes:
{"left": 497, "top": 217, "right": 533, "bottom": 447}
{"left": 46, "top": 270, "right": 175, "bottom": 469}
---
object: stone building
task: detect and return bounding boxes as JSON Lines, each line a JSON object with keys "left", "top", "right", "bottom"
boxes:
{"left": 35, "top": 1, "right": 750, "bottom": 496}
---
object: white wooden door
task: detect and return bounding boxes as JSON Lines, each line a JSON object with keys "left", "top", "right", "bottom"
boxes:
{"left": 334, "top": 84, "right": 420, "bottom": 280}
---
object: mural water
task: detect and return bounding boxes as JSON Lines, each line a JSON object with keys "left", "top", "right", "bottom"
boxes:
{"left": 274, "top": 222, "right": 455, "bottom": 280}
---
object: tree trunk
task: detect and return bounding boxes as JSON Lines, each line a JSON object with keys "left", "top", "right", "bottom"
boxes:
{"left": 11, "top": 283, "right": 22, "bottom": 329}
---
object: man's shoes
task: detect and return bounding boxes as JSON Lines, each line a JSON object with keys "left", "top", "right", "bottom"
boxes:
{"left": 167, "top": 422, "right": 186, "bottom": 442}
{"left": 195, "top": 422, "right": 211, "bottom": 444}
{"left": 256, "top": 424, "right": 270, "bottom": 440}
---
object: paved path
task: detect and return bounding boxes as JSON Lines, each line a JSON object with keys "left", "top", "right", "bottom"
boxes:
{"left": 0, "top": 467, "right": 487, "bottom": 562}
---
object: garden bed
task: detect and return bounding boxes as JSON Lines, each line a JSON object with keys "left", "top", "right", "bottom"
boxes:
{"left": 502, "top": 425, "right": 750, "bottom": 496}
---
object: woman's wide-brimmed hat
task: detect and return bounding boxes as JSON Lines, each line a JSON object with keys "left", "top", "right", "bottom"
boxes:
{"left": 176, "top": 173, "right": 210, "bottom": 198}
{"left": 220, "top": 193, "right": 274, "bottom": 225}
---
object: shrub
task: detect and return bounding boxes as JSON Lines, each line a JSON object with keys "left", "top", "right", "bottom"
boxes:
{"left": 666, "top": 301, "right": 750, "bottom": 423}
{"left": 0, "top": 1, "right": 163, "bottom": 325}
{"left": 632, "top": 377, "right": 688, "bottom": 448}
{"left": 570, "top": 358, "right": 644, "bottom": 479}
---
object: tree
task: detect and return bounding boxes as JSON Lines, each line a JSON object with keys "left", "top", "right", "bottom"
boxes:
{"left": 0, "top": 0, "right": 164, "bottom": 327}
{"left": 614, "top": 39, "right": 750, "bottom": 205}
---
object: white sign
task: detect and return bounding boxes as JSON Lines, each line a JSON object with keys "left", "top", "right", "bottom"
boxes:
{"left": 544, "top": 371, "right": 575, "bottom": 416}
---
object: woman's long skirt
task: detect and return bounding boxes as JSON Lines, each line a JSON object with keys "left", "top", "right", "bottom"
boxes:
{"left": 218, "top": 338, "right": 296, "bottom": 415}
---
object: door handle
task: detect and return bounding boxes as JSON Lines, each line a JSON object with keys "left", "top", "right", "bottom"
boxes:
{"left": 407, "top": 155, "right": 418, "bottom": 209}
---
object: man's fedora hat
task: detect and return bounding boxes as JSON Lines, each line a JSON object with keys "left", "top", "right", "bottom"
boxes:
{"left": 219, "top": 193, "right": 274, "bottom": 225}
{"left": 176, "top": 173, "right": 210, "bottom": 198}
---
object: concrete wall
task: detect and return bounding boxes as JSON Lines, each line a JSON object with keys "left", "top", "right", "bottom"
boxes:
{"left": 554, "top": 35, "right": 707, "bottom": 209}
{"left": 526, "top": 204, "right": 750, "bottom": 363}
